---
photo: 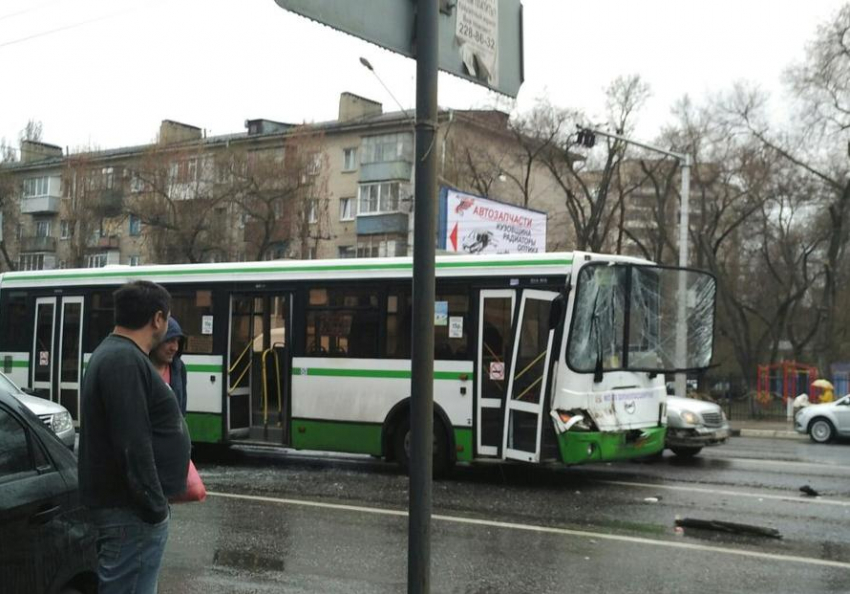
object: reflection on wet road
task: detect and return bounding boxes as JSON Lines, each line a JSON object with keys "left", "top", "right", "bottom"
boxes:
{"left": 159, "top": 437, "right": 850, "bottom": 593}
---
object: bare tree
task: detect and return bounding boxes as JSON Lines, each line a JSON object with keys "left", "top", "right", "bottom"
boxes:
{"left": 230, "top": 127, "right": 333, "bottom": 260}
{"left": 536, "top": 75, "right": 651, "bottom": 252}
{"left": 126, "top": 143, "right": 236, "bottom": 264}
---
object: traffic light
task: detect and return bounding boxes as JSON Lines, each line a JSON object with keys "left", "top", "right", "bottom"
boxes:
{"left": 576, "top": 128, "right": 596, "bottom": 148}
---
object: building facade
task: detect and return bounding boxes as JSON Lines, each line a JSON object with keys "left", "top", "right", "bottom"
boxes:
{"left": 0, "top": 93, "right": 565, "bottom": 271}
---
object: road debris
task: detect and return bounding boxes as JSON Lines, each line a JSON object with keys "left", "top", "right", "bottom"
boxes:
{"left": 674, "top": 518, "right": 782, "bottom": 539}
{"left": 799, "top": 485, "right": 819, "bottom": 497}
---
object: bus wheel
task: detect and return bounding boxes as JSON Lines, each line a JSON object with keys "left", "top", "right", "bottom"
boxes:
{"left": 393, "top": 416, "right": 452, "bottom": 478}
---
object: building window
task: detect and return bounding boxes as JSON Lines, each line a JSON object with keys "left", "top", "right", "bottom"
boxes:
{"left": 19, "top": 253, "right": 45, "bottom": 271}
{"left": 129, "top": 215, "right": 142, "bottom": 236}
{"left": 60, "top": 220, "right": 73, "bottom": 240}
{"left": 22, "top": 177, "right": 49, "bottom": 198}
{"left": 339, "top": 197, "right": 355, "bottom": 221}
{"left": 273, "top": 200, "right": 283, "bottom": 220}
{"left": 307, "top": 200, "right": 318, "bottom": 224}
{"left": 343, "top": 148, "right": 358, "bottom": 171}
{"left": 308, "top": 246, "right": 317, "bottom": 260}
{"left": 129, "top": 255, "right": 141, "bottom": 266}
{"left": 129, "top": 172, "right": 146, "bottom": 193}
{"left": 356, "top": 236, "right": 406, "bottom": 258}
{"left": 35, "top": 220, "right": 51, "bottom": 238}
{"left": 307, "top": 152, "right": 322, "bottom": 175}
{"left": 101, "top": 167, "right": 114, "bottom": 190}
{"left": 86, "top": 253, "right": 107, "bottom": 269}
{"left": 358, "top": 182, "right": 405, "bottom": 215}
{"left": 337, "top": 246, "right": 355, "bottom": 259}
{"left": 170, "top": 159, "right": 199, "bottom": 184}
{"left": 361, "top": 133, "right": 413, "bottom": 164}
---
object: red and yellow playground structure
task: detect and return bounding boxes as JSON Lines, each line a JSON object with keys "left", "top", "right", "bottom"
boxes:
{"left": 755, "top": 361, "right": 834, "bottom": 406}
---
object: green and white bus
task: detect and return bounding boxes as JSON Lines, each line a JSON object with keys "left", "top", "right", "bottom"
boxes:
{"left": 0, "top": 251, "right": 715, "bottom": 470}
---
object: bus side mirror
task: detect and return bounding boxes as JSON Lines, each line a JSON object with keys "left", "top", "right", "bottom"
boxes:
{"left": 548, "top": 294, "right": 566, "bottom": 330}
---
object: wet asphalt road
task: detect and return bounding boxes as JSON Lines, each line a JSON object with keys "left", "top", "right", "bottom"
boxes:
{"left": 158, "top": 437, "right": 850, "bottom": 593}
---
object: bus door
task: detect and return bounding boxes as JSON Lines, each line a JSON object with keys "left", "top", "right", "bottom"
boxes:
{"left": 226, "top": 293, "right": 292, "bottom": 443}
{"left": 31, "top": 296, "right": 84, "bottom": 422}
{"left": 501, "top": 290, "right": 558, "bottom": 463}
{"left": 476, "top": 290, "right": 516, "bottom": 457}
{"left": 227, "top": 295, "right": 261, "bottom": 438}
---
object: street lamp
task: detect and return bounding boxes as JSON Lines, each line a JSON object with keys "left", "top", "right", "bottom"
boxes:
{"left": 359, "top": 56, "right": 412, "bottom": 120}
{"left": 576, "top": 126, "right": 692, "bottom": 398}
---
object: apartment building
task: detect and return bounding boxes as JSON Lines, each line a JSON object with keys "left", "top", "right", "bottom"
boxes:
{"left": 0, "top": 93, "right": 562, "bottom": 271}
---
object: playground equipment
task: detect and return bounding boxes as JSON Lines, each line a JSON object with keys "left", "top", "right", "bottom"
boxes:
{"left": 756, "top": 361, "right": 819, "bottom": 407}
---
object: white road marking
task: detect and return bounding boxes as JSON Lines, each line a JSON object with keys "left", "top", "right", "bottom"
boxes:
{"left": 594, "top": 479, "right": 850, "bottom": 507}
{"left": 701, "top": 455, "right": 850, "bottom": 472}
{"left": 207, "top": 491, "right": 850, "bottom": 570}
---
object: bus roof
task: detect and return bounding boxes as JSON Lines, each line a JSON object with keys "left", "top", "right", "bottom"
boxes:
{"left": 0, "top": 252, "right": 579, "bottom": 289}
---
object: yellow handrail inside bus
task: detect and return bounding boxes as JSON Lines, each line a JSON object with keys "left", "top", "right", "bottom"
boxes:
{"left": 227, "top": 341, "right": 253, "bottom": 395}
{"left": 261, "top": 344, "right": 285, "bottom": 427}
{"left": 514, "top": 350, "right": 546, "bottom": 381}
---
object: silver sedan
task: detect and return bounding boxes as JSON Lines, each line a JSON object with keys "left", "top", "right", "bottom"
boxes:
{"left": 795, "top": 394, "right": 850, "bottom": 443}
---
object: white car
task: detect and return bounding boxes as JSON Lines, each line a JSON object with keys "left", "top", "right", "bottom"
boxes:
{"left": 794, "top": 394, "right": 850, "bottom": 443}
{"left": 665, "top": 396, "right": 730, "bottom": 457}
{"left": 0, "top": 372, "right": 75, "bottom": 451}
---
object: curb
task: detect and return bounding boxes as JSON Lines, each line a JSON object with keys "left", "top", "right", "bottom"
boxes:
{"left": 731, "top": 428, "right": 807, "bottom": 440}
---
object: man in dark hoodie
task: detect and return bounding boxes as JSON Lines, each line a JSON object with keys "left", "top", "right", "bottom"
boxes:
{"left": 79, "top": 281, "right": 190, "bottom": 594}
{"left": 150, "top": 317, "right": 188, "bottom": 416}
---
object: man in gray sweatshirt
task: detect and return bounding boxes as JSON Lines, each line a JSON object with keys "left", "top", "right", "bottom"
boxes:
{"left": 79, "top": 280, "right": 191, "bottom": 594}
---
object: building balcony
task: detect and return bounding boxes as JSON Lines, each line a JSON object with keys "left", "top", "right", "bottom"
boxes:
{"left": 20, "top": 236, "right": 57, "bottom": 252}
{"left": 359, "top": 161, "right": 412, "bottom": 183}
{"left": 95, "top": 188, "right": 124, "bottom": 216}
{"left": 87, "top": 235, "right": 121, "bottom": 250}
{"left": 21, "top": 196, "right": 60, "bottom": 215}
{"left": 356, "top": 212, "right": 409, "bottom": 235}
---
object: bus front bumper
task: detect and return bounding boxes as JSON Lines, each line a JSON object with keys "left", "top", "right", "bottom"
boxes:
{"left": 556, "top": 426, "right": 666, "bottom": 465}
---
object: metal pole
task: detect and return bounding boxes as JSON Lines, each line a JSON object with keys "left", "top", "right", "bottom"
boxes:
{"left": 674, "top": 155, "right": 691, "bottom": 398}
{"left": 409, "top": 1, "right": 437, "bottom": 592}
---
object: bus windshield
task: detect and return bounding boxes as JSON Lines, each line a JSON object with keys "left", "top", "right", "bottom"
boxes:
{"left": 567, "top": 263, "right": 716, "bottom": 373}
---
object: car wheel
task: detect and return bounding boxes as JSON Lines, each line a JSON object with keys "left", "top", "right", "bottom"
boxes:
{"left": 393, "top": 415, "right": 452, "bottom": 478}
{"left": 808, "top": 418, "right": 835, "bottom": 444}
{"left": 670, "top": 446, "right": 702, "bottom": 458}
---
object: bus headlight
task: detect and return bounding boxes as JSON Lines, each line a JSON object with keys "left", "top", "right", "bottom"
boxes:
{"left": 551, "top": 410, "right": 594, "bottom": 433}
{"left": 52, "top": 411, "right": 73, "bottom": 434}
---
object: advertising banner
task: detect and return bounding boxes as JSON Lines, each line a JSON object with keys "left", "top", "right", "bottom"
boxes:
{"left": 441, "top": 188, "right": 547, "bottom": 254}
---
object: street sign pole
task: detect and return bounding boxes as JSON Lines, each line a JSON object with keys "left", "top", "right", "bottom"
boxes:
{"left": 409, "top": 1, "right": 438, "bottom": 592}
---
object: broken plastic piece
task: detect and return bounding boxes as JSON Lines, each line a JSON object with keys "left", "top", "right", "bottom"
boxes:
{"left": 675, "top": 518, "right": 781, "bottom": 539}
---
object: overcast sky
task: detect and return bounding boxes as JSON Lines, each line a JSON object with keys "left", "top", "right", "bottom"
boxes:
{"left": 0, "top": 0, "right": 846, "bottom": 154}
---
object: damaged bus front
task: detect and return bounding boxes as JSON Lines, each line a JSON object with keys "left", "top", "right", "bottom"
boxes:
{"left": 548, "top": 257, "right": 716, "bottom": 464}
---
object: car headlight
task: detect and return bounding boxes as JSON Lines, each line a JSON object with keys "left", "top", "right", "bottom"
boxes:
{"left": 51, "top": 411, "right": 73, "bottom": 434}
{"left": 680, "top": 410, "right": 700, "bottom": 425}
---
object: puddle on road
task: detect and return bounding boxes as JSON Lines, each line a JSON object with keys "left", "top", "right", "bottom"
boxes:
{"left": 213, "top": 549, "right": 285, "bottom": 572}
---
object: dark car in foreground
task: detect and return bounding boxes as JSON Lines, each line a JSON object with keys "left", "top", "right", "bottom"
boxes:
{"left": 0, "top": 388, "right": 97, "bottom": 594}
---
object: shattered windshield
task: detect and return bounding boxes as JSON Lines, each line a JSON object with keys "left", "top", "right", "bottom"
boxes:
{"left": 567, "top": 263, "right": 716, "bottom": 373}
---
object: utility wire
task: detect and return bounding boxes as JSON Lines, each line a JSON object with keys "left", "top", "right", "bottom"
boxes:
{"left": 0, "top": 8, "right": 133, "bottom": 49}
{"left": 0, "top": 0, "right": 61, "bottom": 23}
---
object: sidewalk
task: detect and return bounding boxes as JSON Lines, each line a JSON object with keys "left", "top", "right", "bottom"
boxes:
{"left": 729, "top": 419, "right": 806, "bottom": 440}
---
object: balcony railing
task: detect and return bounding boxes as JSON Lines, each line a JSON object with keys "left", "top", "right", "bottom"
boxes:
{"left": 21, "top": 196, "right": 60, "bottom": 215}
{"left": 20, "top": 236, "right": 57, "bottom": 252}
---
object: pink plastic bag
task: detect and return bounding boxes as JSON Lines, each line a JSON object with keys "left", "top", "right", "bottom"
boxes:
{"left": 170, "top": 460, "right": 206, "bottom": 503}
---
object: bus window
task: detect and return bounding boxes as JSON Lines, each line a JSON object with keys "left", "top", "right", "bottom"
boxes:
{"left": 385, "top": 287, "right": 470, "bottom": 361}
{"left": 3, "top": 293, "right": 28, "bottom": 352}
{"left": 169, "top": 291, "right": 214, "bottom": 354}
{"left": 306, "top": 287, "right": 379, "bottom": 358}
{"left": 88, "top": 291, "right": 115, "bottom": 350}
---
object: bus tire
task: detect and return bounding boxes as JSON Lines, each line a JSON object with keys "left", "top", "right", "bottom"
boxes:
{"left": 393, "top": 416, "right": 452, "bottom": 478}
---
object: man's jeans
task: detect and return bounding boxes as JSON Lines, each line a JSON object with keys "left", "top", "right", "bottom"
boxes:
{"left": 91, "top": 507, "right": 170, "bottom": 594}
